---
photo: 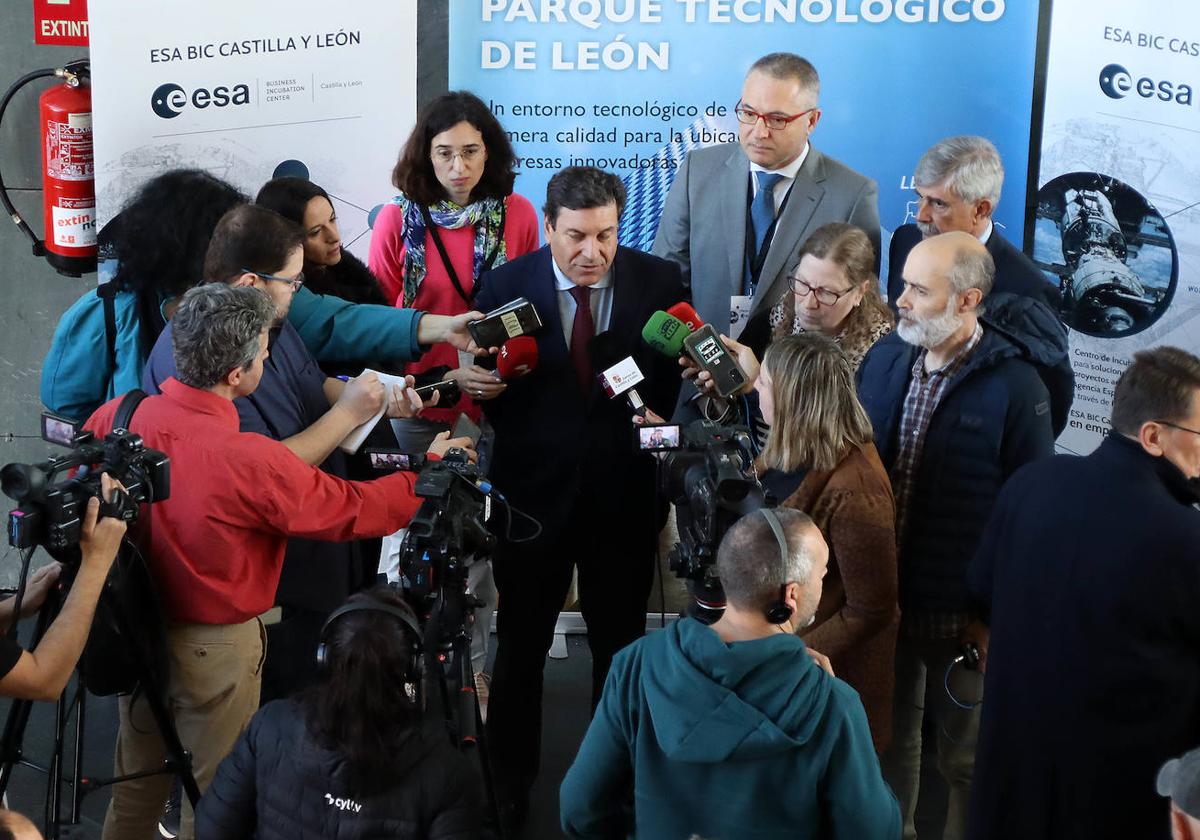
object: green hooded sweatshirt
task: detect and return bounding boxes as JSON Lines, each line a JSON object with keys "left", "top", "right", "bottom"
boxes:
{"left": 560, "top": 617, "right": 900, "bottom": 839}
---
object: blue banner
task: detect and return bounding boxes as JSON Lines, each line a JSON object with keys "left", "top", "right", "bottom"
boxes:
{"left": 449, "top": 0, "right": 1041, "bottom": 265}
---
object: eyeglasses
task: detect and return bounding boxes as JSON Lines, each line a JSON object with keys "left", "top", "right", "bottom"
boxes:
{"left": 432, "top": 146, "right": 484, "bottom": 164}
{"left": 1155, "top": 420, "right": 1200, "bottom": 437}
{"left": 243, "top": 268, "right": 304, "bottom": 292}
{"left": 791, "top": 275, "right": 854, "bottom": 306}
{"left": 734, "top": 101, "right": 816, "bottom": 131}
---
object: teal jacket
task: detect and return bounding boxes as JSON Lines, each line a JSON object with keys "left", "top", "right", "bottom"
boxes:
{"left": 560, "top": 617, "right": 900, "bottom": 840}
{"left": 41, "top": 285, "right": 424, "bottom": 422}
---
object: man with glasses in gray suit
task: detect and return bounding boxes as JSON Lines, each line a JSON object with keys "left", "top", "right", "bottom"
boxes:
{"left": 653, "top": 52, "right": 880, "bottom": 348}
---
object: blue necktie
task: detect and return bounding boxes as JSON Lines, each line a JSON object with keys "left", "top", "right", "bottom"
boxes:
{"left": 746, "top": 171, "right": 785, "bottom": 295}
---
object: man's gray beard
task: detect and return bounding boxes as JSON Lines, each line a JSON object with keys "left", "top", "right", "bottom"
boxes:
{"left": 916, "top": 220, "right": 938, "bottom": 238}
{"left": 896, "top": 298, "right": 963, "bottom": 350}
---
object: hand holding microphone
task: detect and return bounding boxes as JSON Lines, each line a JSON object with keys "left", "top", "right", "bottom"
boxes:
{"left": 588, "top": 332, "right": 650, "bottom": 419}
{"left": 691, "top": 334, "right": 759, "bottom": 397}
{"left": 496, "top": 335, "right": 538, "bottom": 380}
{"left": 640, "top": 303, "right": 752, "bottom": 398}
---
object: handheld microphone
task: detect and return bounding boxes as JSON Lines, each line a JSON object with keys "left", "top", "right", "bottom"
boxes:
{"left": 641, "top": 311, "right": 689, "bottom": 357}
{"left": 496, "top": 336, "right": 538, "bottom": 380}
{"left": 587, "top": 332, "right": 648, "bottom": 418}
{"left": 667, "top": 302, "right": 704, "bottom": 332}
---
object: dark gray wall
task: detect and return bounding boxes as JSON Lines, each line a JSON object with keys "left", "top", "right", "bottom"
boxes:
{"left": 0, "top": 5, "right": 92, "bottom": 577}
{"left": 0, "top": 4, "right": 447, "bottom": 579}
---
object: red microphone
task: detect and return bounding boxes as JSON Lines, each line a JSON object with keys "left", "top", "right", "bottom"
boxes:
{"left": 496, "top": 336, "right": 538, "bottom": 380}
{"left": 667, "top": 302, "right": 704, "bottom": 332}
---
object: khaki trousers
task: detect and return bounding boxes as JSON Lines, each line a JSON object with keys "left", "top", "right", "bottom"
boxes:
{"left": 101, "top": 618, "right": 266, "bottom": 840}
{"left": 880, "top": 633, "right": 983, "bottom": 840}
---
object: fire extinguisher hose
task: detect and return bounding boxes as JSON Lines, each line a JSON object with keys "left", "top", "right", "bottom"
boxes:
{"left": 0, "top": 59, "right": 90, "bottom": 257}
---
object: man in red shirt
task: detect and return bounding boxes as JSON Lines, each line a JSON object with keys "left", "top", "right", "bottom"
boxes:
{"left": 86, "top": 283, "right": 471, "bottom": 840}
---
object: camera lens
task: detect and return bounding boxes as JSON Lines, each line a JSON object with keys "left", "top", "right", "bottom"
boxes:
{"left": 0, "top": 463, "right": 48, "bottom": 504}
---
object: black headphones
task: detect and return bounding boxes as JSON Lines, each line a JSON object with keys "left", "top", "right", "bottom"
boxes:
{"left": 759, "top": 508, "right": 795, "bottom": 626}
{"left": 315, "top": 597, "right": 424, "bottom": 686}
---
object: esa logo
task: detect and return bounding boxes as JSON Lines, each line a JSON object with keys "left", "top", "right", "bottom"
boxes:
{"left": 1098, "top": 63, "right": 1193, "bottom": 105}
{"left": 150, "top": 82, "right": 251, "bottom": 119}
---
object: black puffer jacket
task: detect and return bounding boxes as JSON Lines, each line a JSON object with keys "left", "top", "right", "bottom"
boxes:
{"left": 196, "top": 700, "right": 481, "bottom": 840}
{"left": 856, "top": 326, "right": 1055, "bottom": 614}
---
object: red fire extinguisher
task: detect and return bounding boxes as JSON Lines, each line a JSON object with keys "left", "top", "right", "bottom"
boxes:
{"left": 0, "top": 60, "right": 96, "bottom": 277}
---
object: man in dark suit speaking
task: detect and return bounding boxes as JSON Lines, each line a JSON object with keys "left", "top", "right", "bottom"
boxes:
{"left": 474, "top": 167, "right": 684, "bottom": 824}
{"left": 888, "top": 136, "right": 1074, "bottom": 435}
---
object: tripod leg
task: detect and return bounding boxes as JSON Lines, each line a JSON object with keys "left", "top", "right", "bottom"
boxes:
{"left": 69, "top": 685, "right": 85, "bottom": 824}
{"left": 471, "top": 668, "right": 505, "bottom": 839}
{"left": 44, "top": 689, "right": 69, "bottom": 839}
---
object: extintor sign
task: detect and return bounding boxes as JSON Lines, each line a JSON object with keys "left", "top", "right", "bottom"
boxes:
{"left": 34, "top": 0, "right": 90, "bottom": 47}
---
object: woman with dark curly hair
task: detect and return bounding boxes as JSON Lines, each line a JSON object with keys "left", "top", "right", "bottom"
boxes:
{"left": 197, "top": 588, "right": 482, "bottom": 839}
{"left": 41, "top": 169, "right": 246, "bottom": 421}
{"left": 256, "top": 176, "right": 388, "bottom": 306}
{"left": 370, "top": 91, "right": 539, "bottom": 438}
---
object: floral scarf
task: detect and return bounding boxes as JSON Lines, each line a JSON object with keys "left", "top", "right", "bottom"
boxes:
{"left": 394, "top": 194, "right": 507, "bottom": 308}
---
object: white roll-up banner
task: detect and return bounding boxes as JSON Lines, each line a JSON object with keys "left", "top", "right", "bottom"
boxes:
{"left": 1035, "top": 0, "right": 1200, "bottom": 454}
{"left": 88, "top": 0, "right": 418, "bottom": 260}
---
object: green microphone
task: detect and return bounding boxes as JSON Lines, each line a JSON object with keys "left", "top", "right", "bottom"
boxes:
{"left": 641, "top": 310, "right": 689, "bottom": 356}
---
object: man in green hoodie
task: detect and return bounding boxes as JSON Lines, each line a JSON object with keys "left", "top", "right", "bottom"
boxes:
{"left": 560, "top": 508, "right": 900, "bottom": 840}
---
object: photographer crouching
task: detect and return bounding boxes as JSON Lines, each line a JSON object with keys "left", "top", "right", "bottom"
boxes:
{"left": 82, "top": 284, "right": 467, "bottom": 840}
{"left": 0, "top": 477, "right": 125, "bottom": 701}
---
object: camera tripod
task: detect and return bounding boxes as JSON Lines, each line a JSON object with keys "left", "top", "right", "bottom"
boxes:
{"left": 0, "top": 548, "right": 200, "bottom": 839}
{"left": 418, "top": 583, "right": 506, "bottom": 839}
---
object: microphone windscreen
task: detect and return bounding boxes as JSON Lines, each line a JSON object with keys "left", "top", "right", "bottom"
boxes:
{"left": 641, "top": 311, "right": 688, "bottom": 356}
{"left": 667, "top": 302, "right": 704, "bottom": 331}
{"left": 497, "top": 335, "right": 539, "bottom": 380}
{"left": 586, "top": 331, "right": 625, "bottom": 372}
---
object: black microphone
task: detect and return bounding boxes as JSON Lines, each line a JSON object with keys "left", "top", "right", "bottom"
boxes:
{"left": 587, "top": 331, "right": 648, "bottom": 418}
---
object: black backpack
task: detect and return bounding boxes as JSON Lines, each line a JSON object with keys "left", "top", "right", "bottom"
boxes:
{"left": 77, "top": 389, "right": 170, "bottom": 698}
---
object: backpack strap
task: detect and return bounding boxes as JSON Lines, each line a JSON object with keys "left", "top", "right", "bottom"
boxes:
{"left": 98, "top": 283, "right": 119, "bottom": 379}
{"left": 113, "top": 389, "right": 148, "bottom": 432}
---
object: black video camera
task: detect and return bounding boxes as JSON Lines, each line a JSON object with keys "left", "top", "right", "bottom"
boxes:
{"left": 2, "top": 420, "right": 170, "bottom": 555}
{"left": 660, "top": 420, "right": 764, "bottom": 621}
{"left": 398, "top": 450, "right": 496, "bottom": 642}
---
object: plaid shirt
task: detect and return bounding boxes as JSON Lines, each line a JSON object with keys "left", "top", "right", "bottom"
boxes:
{"left": 891, "top": 322, "right": 984, "bottom": 639}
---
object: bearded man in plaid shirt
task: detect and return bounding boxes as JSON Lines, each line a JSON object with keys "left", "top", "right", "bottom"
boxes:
{"left": 855, "top": 230, "right": 1056, "bottom": 840}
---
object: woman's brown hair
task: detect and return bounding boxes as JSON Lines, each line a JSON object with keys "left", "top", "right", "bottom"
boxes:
{"left": 758, "top": 333, "right": 875, "bottom": 473}
{"left": 391, "top": 91, "right": 517, "bottom": 206}
{"left": 773, "top": 222, "right": 893, "bottom": 351}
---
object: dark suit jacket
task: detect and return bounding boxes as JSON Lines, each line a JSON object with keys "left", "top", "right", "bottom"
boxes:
{"left": 886, "top": 223, "right": 1061, "bottom": 312}
{"left": 966, "top": 435, "right": 1200, "bottom": 840}
{"left": 475, "top": 246, "right": 685, "bottom": 546}
{"left": 886, "top": 223, "right": 1075, "bottom": 436}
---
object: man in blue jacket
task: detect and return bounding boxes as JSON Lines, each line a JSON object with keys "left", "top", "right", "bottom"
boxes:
{"left": 560, "top": 508, "right": 900, "bottom": 840}
{"left": 857, "top": 231, "right": 1055, "bottom": 840}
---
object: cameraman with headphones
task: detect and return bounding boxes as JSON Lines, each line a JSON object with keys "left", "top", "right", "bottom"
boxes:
{"left": 560, "top": 508, "right": 900, "bottom": 840}
{"left": 0, "top": 476, "right": 126, "bottom": 702}
{"left": 196, "top": 587, "right": 481, "bottom": 839}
